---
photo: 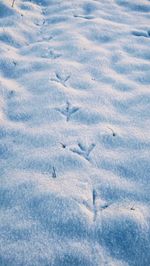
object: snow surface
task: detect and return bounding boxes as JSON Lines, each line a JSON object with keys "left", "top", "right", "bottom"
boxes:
{"left": 0, "top": 0, "right": 150, "bottom": 265}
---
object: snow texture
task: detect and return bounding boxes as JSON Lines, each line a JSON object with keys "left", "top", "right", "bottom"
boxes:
{"left": 0, "top": 0, "right": 150, "bottom": 265}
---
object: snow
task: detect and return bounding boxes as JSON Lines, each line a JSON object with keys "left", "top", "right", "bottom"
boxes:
{"left": 0, "top": 0, "right": 150, "bottom": 265}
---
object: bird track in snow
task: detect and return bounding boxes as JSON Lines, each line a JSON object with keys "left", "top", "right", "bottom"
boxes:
{"left": 56, "top": 101, "right": 79, "bottom": 121}
{"left": 70, "top": 142, "right": 95, "bottom": 161}
{"left": 51, "top": 73, "right": 71, "bottom": 87}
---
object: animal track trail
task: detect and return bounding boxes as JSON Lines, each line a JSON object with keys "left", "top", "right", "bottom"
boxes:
{"left": 51, "top": 72, "right": 71, "bottom": 88}
{"left": 70, "top": 142, "right": 96, "bottom": 161}
{"left": 132, "top": 30, "right": 150, "bottom": 38}
{"left": 41, "top": 49, "right": 61, "bottom": 59}
{"left": 92, "top": 189, "right": 110, "bottom": 222}
{"left": 56, "top": 101, "right": 79, "bottom": 122}
{"left": 35, "top": 19, "right": 45, "bottom": 27}
{"left": 76, "top": 188, "right": 110, "bottom": 223}
{"left": 92, "top": 189, "right": 97, "bottom": 222}
{"left": 107, "top": 127, "right": 116, "bottom": 137}
{"left": 73, "top": 14, "right": 95, "bottom": 20}
{"left": 52, "top": 166, "right": 57, "bottom": 178}
{"left": 76, "top": 189, "right": 98, "bottom": 222}
{"left": 41, "top": 35, "right": 53, "bottom": 41}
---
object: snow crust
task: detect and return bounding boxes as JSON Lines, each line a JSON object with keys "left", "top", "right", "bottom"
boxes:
{"left": 0, "top": 0, "right": 150, "bottom": 265}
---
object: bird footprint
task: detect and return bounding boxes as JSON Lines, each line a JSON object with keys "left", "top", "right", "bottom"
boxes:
{"left": 51, "top": 72, "right": 71, "bottom": 87}
{"left": 70, "top": 142, "right": 95, "bottom": 161}
{"left": 56, "top": 101, "right": 79, "bottom": 121}
{"left": 42, "top": 50, "right": 61, "bottom": 59}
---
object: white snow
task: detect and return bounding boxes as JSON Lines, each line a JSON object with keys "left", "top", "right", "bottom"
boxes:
{"left": 0, "top": 0, "right": 150, "bottom": 265}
